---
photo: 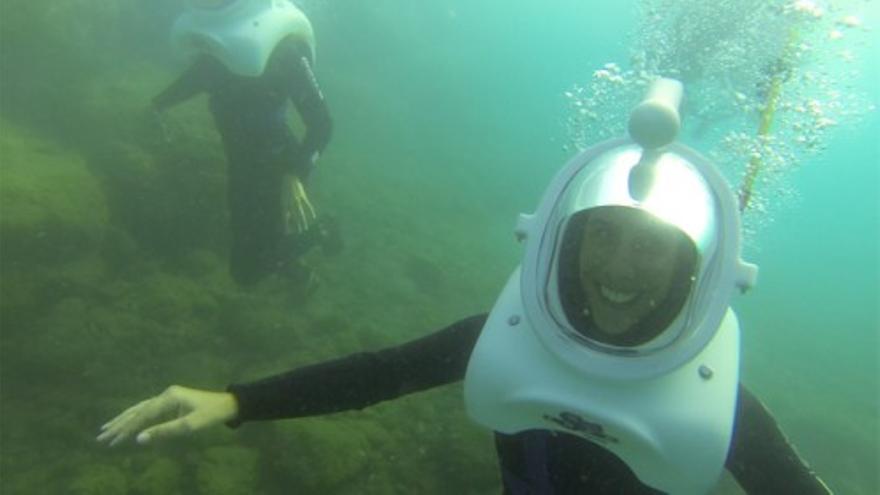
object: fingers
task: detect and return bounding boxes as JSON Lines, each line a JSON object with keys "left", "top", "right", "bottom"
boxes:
{"left": 96, "top": 386, "right": 185, "bottom": 447}
{"left": 294, "top": 179, "right": 317, "bottom": 220}
{"left": 297, "top": 203, "right": 309, "bottom": 234}
{"left": 283, "top": 176, "right": 316, "bottom": 234}
{"left": 292, "top": 179, "right": 317, "bottom": 233}
{"left": 98, "top": 387, "right": 237, "bottom": 447}
{"left": 136, "top": 416, "right": 195, "bottom": 445}
{"left": 99, "top": 399, "right": 149, "bottom": 432}
{"left": 98, "top": 409, "right": 143, "bottom": 445}
{"left": 133, "top": 392, "right": 234, "bottom": 444}
{"left": 97, "top": 398, "right": 157, "bottom": 446}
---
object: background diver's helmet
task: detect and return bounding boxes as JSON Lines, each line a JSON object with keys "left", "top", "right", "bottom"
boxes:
{"left": 172, "top": 0, "right": 315, "bottom": 77}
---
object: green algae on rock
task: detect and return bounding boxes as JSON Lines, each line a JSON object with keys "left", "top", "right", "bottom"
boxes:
{"left": 69, "top": 463, "right": 128, "bottom": 495}
{"left": 195, "top": 445, "right": 261, "bottom": 495}
{"left": 0, "top": 120, "right": 110, "bottom": 315}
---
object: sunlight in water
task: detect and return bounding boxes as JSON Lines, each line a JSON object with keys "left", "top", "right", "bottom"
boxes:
{"left": 564, "top": 0, "right": 875, "bottom": 241}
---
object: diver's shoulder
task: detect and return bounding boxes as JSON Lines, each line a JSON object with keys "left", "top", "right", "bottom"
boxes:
{"left": 273, "top": 36, "right": 313, "bottom": 65}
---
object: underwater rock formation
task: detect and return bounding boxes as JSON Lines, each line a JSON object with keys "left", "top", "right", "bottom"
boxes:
{"left": 0, "top": 120, "right": 110, "bottom": 315}
{"left": 195, "top": 446, "right": 261, "bottom": 495}
{"left": 70, "top": 463, "right": 128, "bottom": 495}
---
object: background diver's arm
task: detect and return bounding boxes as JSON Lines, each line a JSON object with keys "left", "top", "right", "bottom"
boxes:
{"left": 226, "top": 314, "right": 488, "bottom": 426}
{"left": 284, "top": 42, "right": 332, "bottom": 169}
{"left": 151, "top": 55, "right": 216, "bottom": 112}
{"left": 726, "top": 384, "right": 833, "bottom": 494}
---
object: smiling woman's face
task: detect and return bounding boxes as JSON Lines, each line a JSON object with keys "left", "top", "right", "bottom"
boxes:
{"left": 577, "top": 207, "right": 684, "bottom": 337}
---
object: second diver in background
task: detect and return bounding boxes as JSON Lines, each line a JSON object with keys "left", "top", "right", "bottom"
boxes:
{"left": 152, "top": 0, "right": 341, "bottom": 289}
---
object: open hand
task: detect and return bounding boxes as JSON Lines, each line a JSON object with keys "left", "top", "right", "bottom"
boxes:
{"left": 282, "top": 174, "right": 317, "bottom": 235}
{"left": 97, "top": 386, "right": 238, "bottom": 446}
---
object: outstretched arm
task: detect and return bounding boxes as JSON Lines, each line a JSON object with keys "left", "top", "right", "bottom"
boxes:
{"left": 151, "top": 56, "right": 216, "bottom": 112}
{"left": 97, "top": 314, "right": 488, "bottom": 445}
{"left": 726, "top": 384, "right": 832, "bottom": 494}
{"left": 229, "top": 314, "right": 487, "bottom": 424}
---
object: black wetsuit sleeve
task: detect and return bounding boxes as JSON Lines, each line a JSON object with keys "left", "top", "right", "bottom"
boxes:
{"left": 286, "top": 46, "right": 332, "bottom": 160}
{"left": 725, "top": 384, "right": 831, "bottom": 494}
{"left": 151, "top": 56, "right": 215, "bottom": 111}
{"left": 227, "top": 314, "right": 487, "bottom": 425}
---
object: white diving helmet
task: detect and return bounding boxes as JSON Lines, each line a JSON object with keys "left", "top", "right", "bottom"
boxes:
{"left": 464, "top": 79, "right": 759, "bottom": 494}
{"left": 172, "top": 0, "right": 315, "bottom": 77}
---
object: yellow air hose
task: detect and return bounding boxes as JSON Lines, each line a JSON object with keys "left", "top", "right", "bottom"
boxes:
{"left": 737, "top": 30, "right": 799, "bottom": 212}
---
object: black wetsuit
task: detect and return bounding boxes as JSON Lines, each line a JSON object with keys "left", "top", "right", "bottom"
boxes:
{"left": 153, "top": 37, "right": 332, "bottom": 285}
{"left": 228, "top": 315, "right": 830, "bottom": 494}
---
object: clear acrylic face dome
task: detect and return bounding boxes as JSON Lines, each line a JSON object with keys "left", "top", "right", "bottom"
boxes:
{"left": 528, "top": 143, "right": 731, "bottom": 363}
{"left": 555, "top": 205, "right": 699, "bottom": 349}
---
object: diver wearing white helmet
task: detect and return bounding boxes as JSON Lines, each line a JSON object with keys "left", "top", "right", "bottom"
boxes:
{"left": 152, "top": 0, "right": 339, "bottom": 287}
{"left": 102, "top": 79, "right": 832, "bottom": 494}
